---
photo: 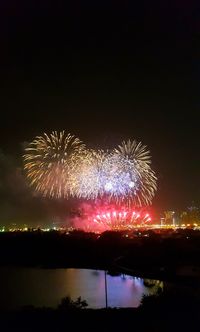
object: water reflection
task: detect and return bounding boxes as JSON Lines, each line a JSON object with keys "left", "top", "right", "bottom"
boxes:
{"left": 0, "top": 267, "right": 162, "bottom": 310}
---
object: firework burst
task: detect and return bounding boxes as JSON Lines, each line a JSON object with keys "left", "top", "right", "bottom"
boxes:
{"left": 69, "top": 149, "right": 108, "bottom": 199}
{"left": 99, "top": 152, "right": 140, "bottom": 203}
{"left": 23, "top": 131, "right": 85, "bottom": 198}
{"left": 113, "top": 140, "right": 157, "bottom": 206}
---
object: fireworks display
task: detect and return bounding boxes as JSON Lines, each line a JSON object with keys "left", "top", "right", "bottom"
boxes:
{"left": 23, "top": 131, "right": 157, "bottom": 207}
{"left": 23, "top": 131, "right": 157, "bottom": 231}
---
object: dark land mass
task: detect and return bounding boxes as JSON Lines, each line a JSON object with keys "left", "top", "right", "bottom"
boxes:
{"left": 1, "top": 229, "right": 200, "bottom": 283}
{"left": 1, "top": 291, "right": 200, "bottom": 332}
{"left": 1, "top": 229, "right": 200, "bottom": 331}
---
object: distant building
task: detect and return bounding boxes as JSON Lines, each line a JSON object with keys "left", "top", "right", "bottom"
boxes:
{"left": 179, "top": 206, "right": 200, "bottom": 226}
{"left": 164, "top": 211, "right": 175, "bottom": 226}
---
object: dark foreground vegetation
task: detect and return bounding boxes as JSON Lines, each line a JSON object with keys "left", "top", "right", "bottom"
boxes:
{"left": 1, "top": 229, "right": 200, "bottom": 282}
{"left": 1, "top": 290, "right": 200, "bottom": 332}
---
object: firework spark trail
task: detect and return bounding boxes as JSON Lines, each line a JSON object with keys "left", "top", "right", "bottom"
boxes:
{"left": 92, "top": 208, "right": 152, "bottom": 230}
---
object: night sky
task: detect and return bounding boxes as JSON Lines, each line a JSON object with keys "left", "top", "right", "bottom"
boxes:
{"left": 0, "top": 1, "right": 199, "bottom": 224}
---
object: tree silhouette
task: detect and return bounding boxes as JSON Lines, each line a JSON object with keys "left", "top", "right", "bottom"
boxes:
{"left": 58, "top": 296, "right": 88, "bottom": 310}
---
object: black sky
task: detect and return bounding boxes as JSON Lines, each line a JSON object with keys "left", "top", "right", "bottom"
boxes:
{"left": 0, "top": 1, "right": 199, "bottom": 213}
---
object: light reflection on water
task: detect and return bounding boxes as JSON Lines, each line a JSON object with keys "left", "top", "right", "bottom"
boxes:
{"left": 0, "top": 267, "right": 163, "bottom": 309}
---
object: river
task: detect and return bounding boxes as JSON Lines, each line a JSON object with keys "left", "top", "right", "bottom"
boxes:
{"left": 0, "top": 267, "right": 163, "bottom": 310}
